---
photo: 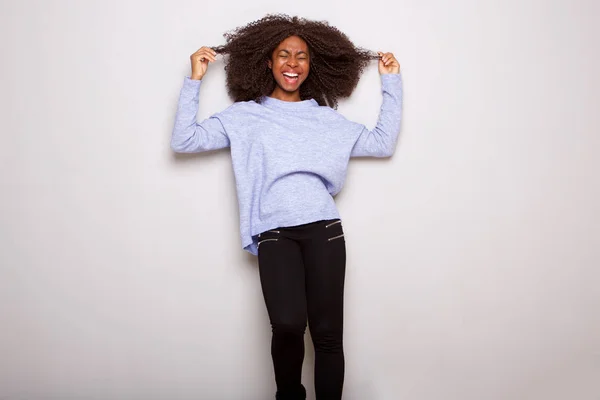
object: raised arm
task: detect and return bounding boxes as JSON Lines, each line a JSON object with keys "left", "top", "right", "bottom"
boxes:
{"left": 171, "top": 46, "right": 231, "bottom": 153}
{"left": 348, "top": 51, "right": 402, "bottom": 158}
{"left": 349, "top": 72, "right": 403, "bottom": 158}
{"left": 170, "top": 76, "right": 231, "bottom": 153}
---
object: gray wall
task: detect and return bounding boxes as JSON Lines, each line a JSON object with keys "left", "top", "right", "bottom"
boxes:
{"left": 1, "top": 0, "right": 599, "bottom": 399}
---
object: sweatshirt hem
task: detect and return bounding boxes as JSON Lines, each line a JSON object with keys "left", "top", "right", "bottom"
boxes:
{"left": 241, "top": 210, "right": 342, "bottom": 256}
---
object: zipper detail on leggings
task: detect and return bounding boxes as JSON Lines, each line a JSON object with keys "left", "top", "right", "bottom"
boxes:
{"left": 258, "top": 238, "right": 279, "bottom": 247}
{"left": 327, "top": 233, "right": 344, "bottom": 241}
{"left": 258, "top": 229, "right": 280, "bottom": 238}
{"left": 325, "top": 220, "right": 341, "bottom": 228}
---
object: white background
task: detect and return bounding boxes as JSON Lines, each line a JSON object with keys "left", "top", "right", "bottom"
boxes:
{"left": 1, "top": 0, "right": 599, "bottom": 399}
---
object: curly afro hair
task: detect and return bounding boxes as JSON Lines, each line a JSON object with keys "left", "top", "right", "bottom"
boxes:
{"left": 210, "top": 13, "right": 380, "bottom": 109}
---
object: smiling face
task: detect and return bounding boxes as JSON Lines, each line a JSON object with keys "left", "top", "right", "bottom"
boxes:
{"left": 267, "top": 35, "right": 310, "bottom": 101}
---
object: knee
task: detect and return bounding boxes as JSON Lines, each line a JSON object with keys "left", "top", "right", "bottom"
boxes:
{"left": 271, "top": 322, "right": 306, "bottom": 337}
{"left": 311, "top": 330, "right": 343, "bottom": 353}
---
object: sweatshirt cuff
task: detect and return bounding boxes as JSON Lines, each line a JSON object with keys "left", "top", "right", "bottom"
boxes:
{"left": 381, "top": 72, "right": 402, "bottom": 81}
{"left": 184, "top": 76, "right": 203, "bottom": 86}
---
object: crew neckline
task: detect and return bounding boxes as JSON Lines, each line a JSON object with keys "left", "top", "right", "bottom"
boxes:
{"left": 260, "top": 95, "right": 319, "bottom": 110}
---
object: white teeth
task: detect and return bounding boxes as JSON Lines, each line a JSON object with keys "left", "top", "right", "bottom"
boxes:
{"left": 283, "top": 72, "right": 298, "bottom": 77}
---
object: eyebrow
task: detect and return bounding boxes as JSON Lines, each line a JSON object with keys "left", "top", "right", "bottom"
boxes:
{"left": 278, "top": 49, "right": 309, "bottom": 55}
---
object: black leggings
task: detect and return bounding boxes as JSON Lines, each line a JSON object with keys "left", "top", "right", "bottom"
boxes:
{"left": 257, "top": 218, "right": 346, "bottom": 400}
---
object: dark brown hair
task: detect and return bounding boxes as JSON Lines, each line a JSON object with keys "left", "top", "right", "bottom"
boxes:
{"left": 211, "top": 13, "right": 379, "bottom": 109}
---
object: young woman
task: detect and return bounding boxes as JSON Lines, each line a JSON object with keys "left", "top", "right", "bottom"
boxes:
{"left": 171, "top": 14, "right": 402, "bottom": 400}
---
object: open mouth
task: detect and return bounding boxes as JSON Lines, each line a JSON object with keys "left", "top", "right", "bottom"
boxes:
{"left": 282, "top": 72, "right": 299, "bottom": 83}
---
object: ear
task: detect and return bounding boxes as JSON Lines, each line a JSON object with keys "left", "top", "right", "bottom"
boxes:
{"left": 267, "top": 59, "right": 272, "bottom": 69}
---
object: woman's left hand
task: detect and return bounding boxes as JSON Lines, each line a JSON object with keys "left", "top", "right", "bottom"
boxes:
{"left": 378, "top": 51, "right": 400, "bottom": 74}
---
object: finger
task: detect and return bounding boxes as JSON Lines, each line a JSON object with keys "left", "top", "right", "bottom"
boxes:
{"left": 203, "top": 50, "right": 217, "bottom": 60}
{"left": 194, "top": 48, "right": 217, "bottom": 58}
{"left": 192, "top": 51, "right": 214, "bottom": 62}
{"left": 201, "top": 48, "right": 217, "bottom": 57}
{"left": 198, "top": 53, "right": 216, "bottom": 62}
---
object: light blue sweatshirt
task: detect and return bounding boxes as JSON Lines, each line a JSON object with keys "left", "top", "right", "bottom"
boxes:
{"left": 171, "top": 73, "right": 403, "bottom": 256}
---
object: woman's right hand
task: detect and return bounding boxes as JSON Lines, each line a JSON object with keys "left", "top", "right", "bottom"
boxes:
{"left": 190, "top": 46, "right": 217, "bottom": 80}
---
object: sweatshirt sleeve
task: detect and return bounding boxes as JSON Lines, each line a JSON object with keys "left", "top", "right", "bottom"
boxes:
{"left": 170, "top": 76, "right": 231, "bottom": 153}
{"left": 349, "top": 73, "right": 403, "bottom": 158}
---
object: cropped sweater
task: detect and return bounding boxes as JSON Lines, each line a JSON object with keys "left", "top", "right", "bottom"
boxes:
{"left": 171, "top": 73, "right": 403, "bottom": 255}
